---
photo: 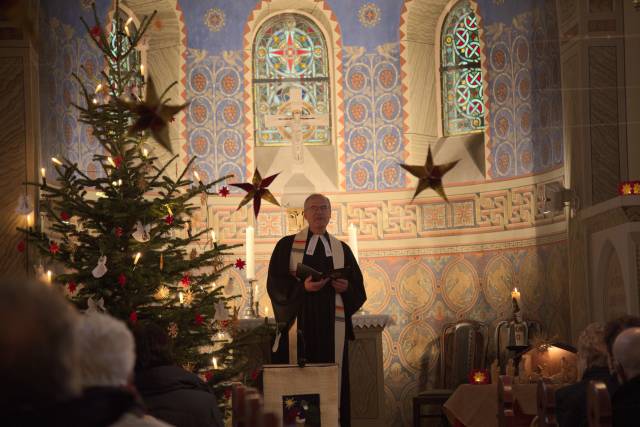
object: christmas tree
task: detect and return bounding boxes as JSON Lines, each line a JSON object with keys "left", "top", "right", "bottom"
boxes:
{"left": 19, "top": 2, "right": 268, "bottom": 393}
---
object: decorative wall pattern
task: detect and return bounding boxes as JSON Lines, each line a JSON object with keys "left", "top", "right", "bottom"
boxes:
{"left": 185, "top": 48, "right": 246, "bottom": 188}
{"left": 343, "top": 43, "right": 406, "bottom": 190}
{"left": 39, "top": 17, "right": 104, "bottom": 180}
{"left": 483, "top": 0, "right": 563, "bottom": 178}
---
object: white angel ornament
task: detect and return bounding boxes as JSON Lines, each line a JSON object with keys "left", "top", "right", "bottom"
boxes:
{"left": 132, "top": 220, "right": 151, "bottom": 242}
{"left": 86, "top": 297, "right": 106, "bottom": 313}
{"left": 92, "top": 255, "right": 108, "bottom": 278}
{"left": 213, "top": 300, "right": 230, "bottom": 322}
{"left": 15, "top": 194, "right": 33, "bottom": 215}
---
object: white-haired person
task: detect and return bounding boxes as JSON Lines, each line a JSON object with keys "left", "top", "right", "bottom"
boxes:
{"left": 73, "top": 311, "right": 173, "bottom": 427}
{"left": 1, "top": 276, "right": 82, "bottom": 426}
{"left": 555, "top": 322, "right": 618, "bottom": 427}
{"left": 611, "top": 327, "right": 640, "bottom": 427}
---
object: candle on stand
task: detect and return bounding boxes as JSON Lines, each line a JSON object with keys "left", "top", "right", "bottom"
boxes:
{"left": 348, "top": 223, "right": 359, "bottom": 262}
{"left": 246, "top": 225, "right": 255, "bottom": 280}
{"left": 511, "top": 287, "right": 522, "bottom": 307}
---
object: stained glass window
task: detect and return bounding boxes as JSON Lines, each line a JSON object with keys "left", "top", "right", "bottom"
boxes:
{"left": 108, "top": 8, "right": 143, "bottom": 92}
{"left": 441, "top": 1, "right": 485, "bottom": 136}
{"left": 253, "top": 14, "right": 331, "bottom": 147}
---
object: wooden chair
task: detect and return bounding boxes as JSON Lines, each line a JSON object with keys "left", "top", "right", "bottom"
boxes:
{"left": 497, "top": 375, "right": 536, "bottom": 427}
{"left": 587, "top": 380, "right": 611, "bottom": 427}
{"left": 232, "top": 383, "right": 278, "bottom": 427}
{"left": 413, "top": 320, "right": 489, "bottom": 427}
{"left": 536, "top": 379, "right": 558, "bottom": 427}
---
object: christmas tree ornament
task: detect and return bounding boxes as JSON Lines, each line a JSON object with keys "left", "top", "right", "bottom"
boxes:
{"left": 118, "top": 273, "right": 127, "bottom": 287}
{"left": 67, "top": 281, "right": 77, "bottom": 294}
{"left": 234, "top": 258, "right": 246, "bottom": 270}
{"left": 60, "top": 211, "right": 71, "bottom": 222}
{"left": 117, "top": 77, "right": 188, "bottom": 154}
{"left": 114, "top": 226, "right": 123, "bottom": 237}
{"left": 114, "top": 156, "right": 123, "bottom": 168}
{"left": 49, "top": 241, "right": 60, "bottom": 255}
{"left": 34, "top": 262, "right": 45, "bottom": 279}
{"left": 92, "top": 255, "right": 108, "bottom": 278}
{"left": 229, "top": 169, "right": 280, "bottom": 217}
{"left": 17, "top": 240, "right": 25, "bottom": 253}
{"left": 154, "top": 285, "right": 170, "bottom": 300}
{"left": 132, "top": 220, "right": 151, "bottom": 242}
{"left": 183, "top": 289, "right": 194, "bottom": 305}
{"left": 218, "top": 186, "right": 230, "bottom": 197}
{"left": 167, "top": 322, "right": 178, "bottom": 338}
{"left": 86, "top": 297, "right": 106, "bottom": 313}
{"left": 399, "top": 145, "right": 460, "bottom": 202}
{"left": 195, "top": 313, "right": 205, "bottom": 326}
{"left": 165, "top": 214, "right": 174, "bottom": 225}
{"left": 181, "top": 274, "right": 191, "bottom": 287}
{"left": 129, "top": 311, "right": 138, "bottom": 324}
{"left": 15, "top": 194, "right": 33, "bottom": 215}
{"left": 214, "top": 300, "right": 230, "bottom": 321}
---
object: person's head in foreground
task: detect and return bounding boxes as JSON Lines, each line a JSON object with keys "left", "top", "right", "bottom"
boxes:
{"left": 612, "top": 327, "right": 640, "bottom": 384}
{"left": 604, "top": 315, "right": 640, "bottom": 372}
{"left": 577, "top": 322, "right": 609, "bottom": 376}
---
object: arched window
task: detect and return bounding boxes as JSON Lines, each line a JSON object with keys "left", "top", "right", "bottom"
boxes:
{"left": 253, "top": 13, "right": 331, "bottom": 147}
{"left": 441, "top": 0, "right": 485, "bottom": 136}
{"left": 108, "top": 6, "right": 144, "bottom": 92}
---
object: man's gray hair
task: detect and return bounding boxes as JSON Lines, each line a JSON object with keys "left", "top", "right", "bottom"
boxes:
{"left": 304, "top": 193, "right": 331, "bottom": 210}
{"left": 0, "top": 276, "right": 81, "bottom": 408}
{"left": 76, "top": 312, "right": 136, "bottom": 387}
{"left": 613, "top": 327, "right": 640, "bottom": 381}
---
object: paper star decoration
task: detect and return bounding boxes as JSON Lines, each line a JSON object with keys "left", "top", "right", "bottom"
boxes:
{"left": 235, "top": 258, "right": 246, "bottom": 270}
{"left": 229, "top": 169, "right": 280, "bottom": 217}
{"left": 399, "top": 146, "right": 459, "bottom": 202}
{"left": 118, "top": 77, "right": 188, "bottom": 154}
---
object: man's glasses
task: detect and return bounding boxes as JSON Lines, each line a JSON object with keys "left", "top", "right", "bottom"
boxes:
{"left": 306, "top": 205, "right": 330, "bottom": 213}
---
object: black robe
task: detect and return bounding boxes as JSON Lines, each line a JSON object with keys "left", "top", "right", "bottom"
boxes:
{"left": 267, "top": 232, "right": 366, "bottom": 427}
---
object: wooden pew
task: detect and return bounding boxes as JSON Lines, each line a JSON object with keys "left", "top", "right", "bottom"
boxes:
{"left": 536, "top": 379, "right": 558, "bottom": 427}
{"left": 498, "top": 375, "right": 516, "bottom": 427}
{"left": 587, "top": 380, "right": 611, "bottom": 427}
{"left": 232, "top": 383, "right": 278, "bottom": 427}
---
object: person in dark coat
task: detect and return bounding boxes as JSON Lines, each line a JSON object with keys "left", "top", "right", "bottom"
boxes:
{"left": 133, "top": 321, "right": 224, "bottom": 427}
{"left": 555, "top": 323, "right": 618, "bottom": 427}
{"left": 611, "top": 327, "right": 640, "bottom": 427}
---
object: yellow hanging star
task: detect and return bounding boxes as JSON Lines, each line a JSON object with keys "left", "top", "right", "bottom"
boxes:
{"left": 183, "top": 289, "right": 194, "bottom": 306}
{"left": 154, "top": 285, "right": 170, "bottom": 300}
{"left": 399, "top": 145, "right": 460, "bottom": 202}
{"left": 118, "top": 77, "right": 189, "bottom": 154}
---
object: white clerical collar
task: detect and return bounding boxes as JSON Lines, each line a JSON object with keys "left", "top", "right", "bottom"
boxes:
{"left": 306, "top": 233, "right": 332, "bottom": 257}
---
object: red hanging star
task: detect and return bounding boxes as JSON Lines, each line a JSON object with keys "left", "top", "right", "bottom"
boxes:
{"left": 195, "top": 313, "right": 205, "bottom": 325}
{"left": 180, "top": 274, "right": 191, "bottom": 287}
{"left": 224, "top": 388, "right": 232, "bottom": 400}
{"left": 49, "top": 242, "right": 59, "bottom": 255}
{"left": 229, "top": 168, "right": 280, "bottom": 217}
{"left": 204, "top": 371, "right": 214, "bottom": 382}
{"left": 17, "top": 240, "right": 25, "bottom": 253}
{"left": 399, "top": 145, "right": 460, "bottom": 203}
{"left": 90, "top": 25, "right": 101, "bottom": 39}
{"left": 218, "top": 186, "right": 230, "bottom": 197}
{"left": 235, "top": 258, "right": 246, "bottom": 270}
{"left": 68, "top": 281, "right": 77, "bottom": 293}
{"left": 165, "top": 215, "right": 174, "bottom": 225}
{"left": 129, "top": 311, "right": 138, "bottom": 324}
{"left": 118, "top": 273, "right": 127, "bottom": 287}
{"left": 114, "top": 227, "right": 123, "bottom": 237}
{"left": 60, "top": 211, "right": 70, "bottom": 221}
{"left": 114, "top": 156, "right": 123, "bottom": 168}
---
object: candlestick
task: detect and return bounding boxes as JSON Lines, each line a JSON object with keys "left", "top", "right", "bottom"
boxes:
{"left": 242, "top": 278, "right": 258, "bottom": 318}
{"left": 245, "top": 225, "right": 255, "bottom": 280}
{"left": 348, "top": 223, "right": 359, "bottom": 262}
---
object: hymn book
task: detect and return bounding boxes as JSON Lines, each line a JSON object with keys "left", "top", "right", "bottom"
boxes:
{"left": 295, "top": 263, "right": 351, "bottom": 282}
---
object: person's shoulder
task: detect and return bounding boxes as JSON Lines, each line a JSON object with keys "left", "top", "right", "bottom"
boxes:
{"left": 112, "top": 412, "right": 174, "bottom": 427}
{"left": 275, "top": 234, "right": 296, "bottom": 248}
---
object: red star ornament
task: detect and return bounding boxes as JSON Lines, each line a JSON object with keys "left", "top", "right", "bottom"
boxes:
{"left": 60, "top": 211, "right": 70, "bottom": 221}
{"left": 218, "top": 186, "right": 230, "bottom": 197}
{"left": 204, "top": 371, "right": 214, "bottom": 382}
{"left": 229, "top": 168, "right": 280, "bottom": 217}
{"left": 49, "top": 242, "right": 60, "bottom": 255}
{"left": 165, "top": 215, "right": 174, "bottom": 225}
{"left": 68, "top": 281, "right": 77, "bottom": 294}
{"left": 117, "top": 77, "right": 189, "bottom": 154}
{"left": 399, "top": 145, "right": 460, "bottom": 203}
{"left": 180, "top": 274, "right": 191, "bottom": 287}
{"left": 114, "top": 227, "right": 123, "bottom": 237}
{"left": 17, "top": 240, "right": 25, "bottom": 253}
{"left": 195, "top": 313, "right": 205, "bottom": 326}
{"left": 114, "top": 156, "right": 123, "bottom": 168}
{"left": 129, "top": 311, "right": 138, "bottom": 324}
{"left": 118, "top": 273, "right": 127, "bottom": 287}
{"left": 235, "top": 258, "right": 246, "bottom": 270}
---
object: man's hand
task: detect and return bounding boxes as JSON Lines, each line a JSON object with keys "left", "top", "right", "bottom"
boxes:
{"left": 332, "top": 278, "right": 348, "bottom": 294}
{"left": 304, "top": 276, "right": 329, "bottom": 292}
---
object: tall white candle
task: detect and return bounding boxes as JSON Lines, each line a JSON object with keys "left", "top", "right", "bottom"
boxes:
{"left": 246, "top": 226, "right": 255, "bottom": 280}
{"left": 348, "top": 223, "right": 359, "bottom": 262}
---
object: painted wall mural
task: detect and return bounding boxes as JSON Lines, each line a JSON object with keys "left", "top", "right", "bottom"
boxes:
{"left": 36, "top": 1, "right": 569, "bottom": 426}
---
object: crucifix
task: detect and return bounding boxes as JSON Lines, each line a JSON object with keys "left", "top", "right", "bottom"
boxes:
{"left": 264, "top": 87, "right": 329, "bottom": 165}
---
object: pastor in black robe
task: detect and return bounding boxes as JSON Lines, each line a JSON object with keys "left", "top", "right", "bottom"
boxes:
{"left": 267, "top": 231, "right": 366, "bottom": 427}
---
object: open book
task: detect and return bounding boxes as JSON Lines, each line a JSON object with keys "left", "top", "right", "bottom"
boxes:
{"left": 295, "top": 263, "right": 351, "bottom": 282}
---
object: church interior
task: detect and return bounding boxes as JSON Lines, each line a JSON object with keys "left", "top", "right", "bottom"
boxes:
{"left": 1, "top": 0, "right": 640, "bottom": 426}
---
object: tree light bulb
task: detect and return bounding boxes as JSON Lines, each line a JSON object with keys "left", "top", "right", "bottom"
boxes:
{"left": 118, "top": 179, "right": 122, "bottom": 186}
{"left": 95, "top": 83, "right": 103, "bottom": 94}
{"left": 40, "top": 167, "right": 46, "bottom": 178}
{"left": 133, "top": 252, "right": 141, "bottom": 265}
{"left": 95, "top": 191, "right": 106, "bottom": 198}
{"left": 51, "top": 157, "right": 62, "bottom": 166}
{"left": 210, "top": 230, "right": 216, "bottom": 243}
{"left": 107, "top": 157, "right": 116, "bottom": 167}
{"left": 212, "top": 357, "right": 218, "bottom": 369}
{"left": 166, "top": 205, "right": 173, "bottom": 216}
{"left": 92, "top": 97, "right": 98, "bottom": 105}
{"left": 140, "top": 64, "right": 145, "bottom": 76}
{"left": 193, "top": 170, "right": 201, "bottom": 182}
{"left": 142, "top": 148, "right": 148, "bottom": 158}
{"left": 178, "top": 291, "right": 184, "bottom": 304}
{"left": 46, "top": 270, "right": 52, "bottom": 284}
